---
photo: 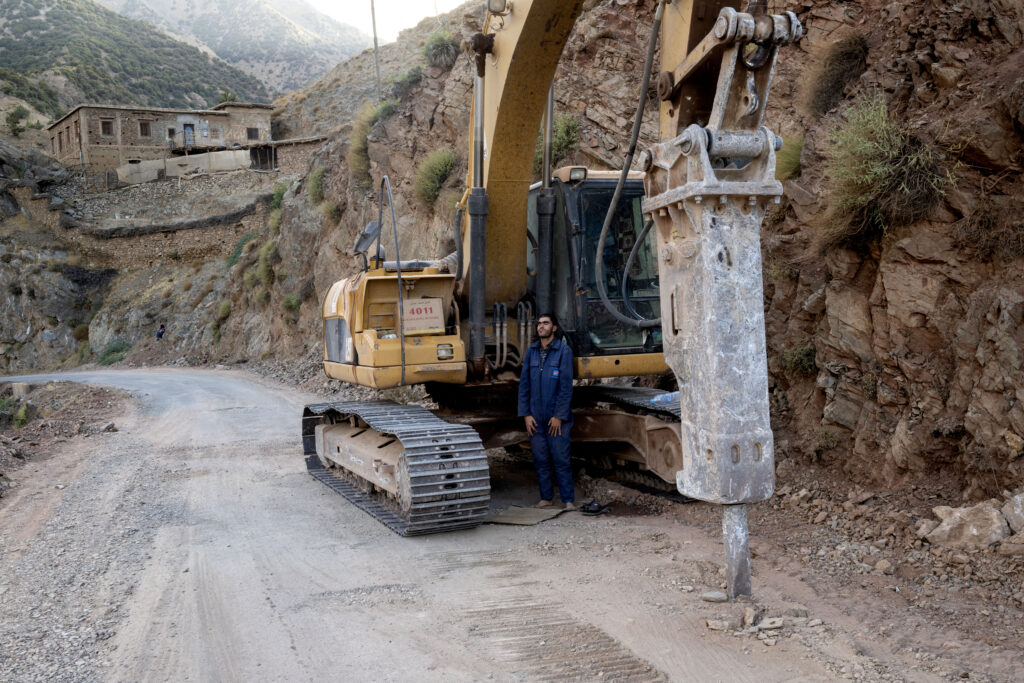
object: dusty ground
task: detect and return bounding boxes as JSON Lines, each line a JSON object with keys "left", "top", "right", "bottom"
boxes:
{"left": 0, "top": 369, "right": 1020, "bottom": 682}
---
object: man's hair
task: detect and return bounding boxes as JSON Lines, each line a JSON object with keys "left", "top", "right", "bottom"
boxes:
{"left": 537, "top": 312, "right": 559, "bottom": 329}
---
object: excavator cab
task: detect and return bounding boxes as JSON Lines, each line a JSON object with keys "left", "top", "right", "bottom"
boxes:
{"left": 526, "top": 168, "right": 666, "bottom": 379}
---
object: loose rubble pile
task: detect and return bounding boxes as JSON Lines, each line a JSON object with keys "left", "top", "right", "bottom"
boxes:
{"left": 0, "top": 382, "right": 126, "bottom": 498}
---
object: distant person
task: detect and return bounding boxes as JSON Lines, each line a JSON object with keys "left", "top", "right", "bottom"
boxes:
{"left": 517, "top": 312, "right": 576, "bottom": 511}
{"left": 156, "top": 324, "right": 166, "bottom": 340}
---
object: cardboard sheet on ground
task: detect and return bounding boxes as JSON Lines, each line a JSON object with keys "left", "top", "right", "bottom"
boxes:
{"left": 485, "top": 505, "right": 564, "bottom": 525}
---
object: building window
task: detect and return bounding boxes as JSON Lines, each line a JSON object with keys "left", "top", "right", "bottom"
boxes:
{"left": 51, "top": 138, "right": 55, "bottom": 154}
{"left": 139, "top": 121, "right": 151, "bottom": 137}
{"left": 58, "top": 131, "right": 63, "bottom": 153}
{"left": 247, "top": 127, "right": 259, "bottom": 141}
{"left": 100, "top": 119, "right": 114, "bottom": 136}
{"left": 74, "top": 121, "right": 80, "bottom": 143}
{"left": 167, "top": 127, "right": 175, "bottom": 139}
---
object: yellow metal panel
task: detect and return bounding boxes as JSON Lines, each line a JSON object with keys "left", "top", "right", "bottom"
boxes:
{"left": 324, "top": 361, "right": 467, "bottom": 389}
{"left": 575, "top": 353, "right": 669, "bottom": 380}
{"left": 354, "top": 331, "right": 466, "bottom": 367}
{"left": 659, "top": 1, "right": 735, "bottom": 138}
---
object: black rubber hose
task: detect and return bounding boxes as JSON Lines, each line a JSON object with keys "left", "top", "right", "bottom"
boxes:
{"left": 621, "top": 219, "right": 654, "bottom": 320}
{"left": 594, "top": 0, "right": 663, "bottom": 329}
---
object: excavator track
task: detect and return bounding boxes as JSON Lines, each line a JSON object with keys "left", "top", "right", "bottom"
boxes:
{"left": 302, "top": 401, "right": 491, "bottom": 536}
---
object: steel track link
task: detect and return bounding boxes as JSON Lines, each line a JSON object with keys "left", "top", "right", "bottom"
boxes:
{"left": 302, "top": 400, "right": 491, "bottom": 536}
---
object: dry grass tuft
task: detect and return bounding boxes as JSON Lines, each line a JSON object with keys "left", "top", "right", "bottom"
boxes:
{"left": 952, "top": 207, "right": 1024, "bottom": 261}
{"left": 802, "top": 34, "right": 869, "bottom": 118}
{"left": 813, "top": 94, "right": 949, "bottom": 253}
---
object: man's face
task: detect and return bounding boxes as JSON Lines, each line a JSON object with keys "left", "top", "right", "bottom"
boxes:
{"left": 536, "top": 317, "right": 555, "bottom": 339}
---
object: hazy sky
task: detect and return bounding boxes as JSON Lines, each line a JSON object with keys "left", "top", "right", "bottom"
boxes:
{"left": 307, "top": 0, "right": 467, "bottom": 43}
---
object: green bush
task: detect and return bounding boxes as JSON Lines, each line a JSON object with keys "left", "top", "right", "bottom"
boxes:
{"left": 815, "top": 94, "right": 949, "bottom": 252}
{"left": 802, "top": 34, "right": 869, "bottom": 118}
{"left": 391, "top": 66, "right": 423, "bottom": 100}
{"left": 13, "top": 404, "right": 27, "bottom": 428}
{"left": 775, "top": 137, "right": 803, "bottom": 182}
{"left": 282, "top": 294, "right": 301, "bottom": 312}
{"left": 226, "top": 231, "right": 259, "bottom": 267}
{"left": 217, "top": 300, "right": 231, "bottom": 321}
{"left": 5, "top": 104, "right": 29, "bottom": 136}
{"left": 210, "top": 321, "right": 221, "bottom": 344}
{"left": 320, "top": 201, "right": 341, "bottom": 223}
{"left": 243, "top": 268, "right": 258, "bottom": 289}
{"left": 257, "top": 239, "right": 278, "bottom": 287}
{"left": 72, "top": 323, "right": 90, "bottom": 341}
{"left": 347, "top": 100, "right": 398, "bottom": 187}
{"left": 533, "top": 114, "right": 581, "bottom": 176}
{"left": 782, "top": 342, "right": 817, "bottom": 376}
{"left": 98, "top": 339, "right": 130, "bottom": 366}
{"left": 268, "top": 207, "right": 282, "bottom": 235}
{"left": 270, "top": 183, "right": 287, "bottom": 210}
{"left": 308, "top": 167, "right": 325, "bottom": 204}
{"left": 424, "top": 33, "right": 459, "bottom": 69}
{"left": 414, "top": 148, "right": 457, "bottom": 205}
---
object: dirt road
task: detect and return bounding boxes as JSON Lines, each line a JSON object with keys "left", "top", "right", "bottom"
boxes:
{"left": 0, "top": 369, "right": 1018, "bottom": 681}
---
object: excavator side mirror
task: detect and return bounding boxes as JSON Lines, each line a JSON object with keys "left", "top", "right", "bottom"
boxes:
{"left": 353, "top": 220, "right": 385, "bottom": 271}
{"left": 487, "top": 0, "right": 509, "bottom": 15}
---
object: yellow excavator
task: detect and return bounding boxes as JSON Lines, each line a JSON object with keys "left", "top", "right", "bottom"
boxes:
{"left": 302, "top": 1, "right": 800, "bottom": 597}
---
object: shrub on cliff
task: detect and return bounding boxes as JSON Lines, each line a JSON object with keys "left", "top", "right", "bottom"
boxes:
{"left": 308, "top": 167, "right": 325, "bottom": 204}
{"left": 72, "top": 324, "right": 90, "bottom": 341}
{"left": 391, "top": 66, "right": 423, "bottom": 100}
{"left": 347, "top": 100, "right": 399, "bottom": 188}
{"left": 775, "top": 137, "right": 803, "bottom": 182}
{"left": 414, "top": 148, "right": 457, "bottom": 205}
{"left": 270, "top": 183, "right": 287, "bottom": 210}
{"left": 802, "top": 34, "right": 869, "bottom": 118}
{"left": 424, "top": 33, "right": 459, "bottom": 69}
{"left": 320, "top": 201, "right": 341, "bottom": 224}
{"left": 98, "top": 340, "right": 130, "bottom": 366}
{"left": 226, "top": 231, "right": 258, "bottom": 268}
{"left": 533, "top": 114, "right": 581, "bottom": 177}
{"left": 257, "top": 239, "right": 278, "bottom": 287}
{"left": 815, "top": 94, "right": 949, "bottom": 252}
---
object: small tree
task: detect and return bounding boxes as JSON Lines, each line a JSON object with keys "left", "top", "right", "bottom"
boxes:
{"left": 218, "top": 89, "right": 238, "bottom": 104}
{"left": 5, "top": 105, "right": 29, "bottom": 137}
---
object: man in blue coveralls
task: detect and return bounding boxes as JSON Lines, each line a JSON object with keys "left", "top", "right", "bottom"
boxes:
{"left": 517, "top": 312, "right": 576, "bottom": 510}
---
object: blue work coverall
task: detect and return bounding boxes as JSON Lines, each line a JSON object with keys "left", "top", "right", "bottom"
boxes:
{"left": 517, "top": 337, "right": 575, "bottom": 503}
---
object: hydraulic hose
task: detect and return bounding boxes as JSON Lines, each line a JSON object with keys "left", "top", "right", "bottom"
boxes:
{"left": 594, "top": 0, "right": 664, "bottom": 329}
{"left": 621, "top": 218, "right": 654, "bottom": 320}
{"left": 376, "top": 175, "right": 407, "bottom": 385}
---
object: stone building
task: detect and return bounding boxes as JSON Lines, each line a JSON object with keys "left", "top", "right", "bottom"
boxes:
{"left": 46, "top": 102, "right": 274, "bottom": 172}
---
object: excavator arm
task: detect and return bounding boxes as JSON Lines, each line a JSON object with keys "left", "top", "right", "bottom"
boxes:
{"left": 465, "top": 0, "right": 801, "bottom": 597}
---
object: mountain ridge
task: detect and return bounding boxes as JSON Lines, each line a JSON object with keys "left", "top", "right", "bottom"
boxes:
{"left": 93, "top": 0, "right": 372, "bottom": 94}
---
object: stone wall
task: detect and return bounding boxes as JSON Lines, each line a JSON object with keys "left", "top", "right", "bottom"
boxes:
{"left": 275, "top": 139, "right": 322, "bottom": 175}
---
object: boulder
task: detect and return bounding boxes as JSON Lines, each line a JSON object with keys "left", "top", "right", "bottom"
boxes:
{"left": 926, "top": 502, "right": 1011, "bottom": 550}
{"left": 997, "top": 533, "right": 1024, "bottom": 556}
{"left": 1002, "top": 493, "right": 1024, "bottom": 534}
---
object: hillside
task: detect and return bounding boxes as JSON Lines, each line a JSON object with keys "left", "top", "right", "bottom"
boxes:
{"left": 94, "top": 0, "right": 372, "bottom": 94}
{"left": 0, "top": 0, "right": 269, "bottom": 117}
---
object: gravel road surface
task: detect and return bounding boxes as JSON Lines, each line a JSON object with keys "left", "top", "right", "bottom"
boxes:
{"left": 1, "top": 369, "right": 1017, "bottom": 682}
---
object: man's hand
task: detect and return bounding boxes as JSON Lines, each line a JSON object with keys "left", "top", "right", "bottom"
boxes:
{"left": 524, "top": 415, "right": 538, "bottom": 436}
{"left": 548, "top": 417, "right": 562, "bottom": 436}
